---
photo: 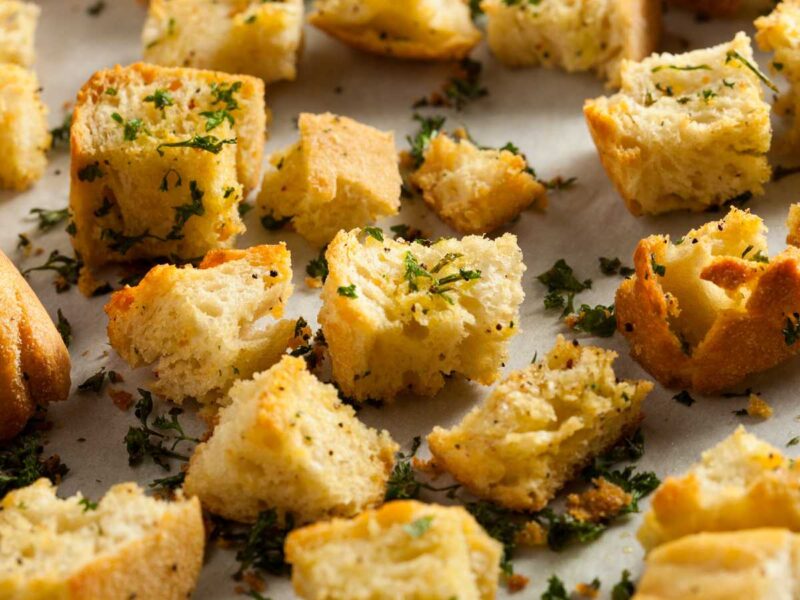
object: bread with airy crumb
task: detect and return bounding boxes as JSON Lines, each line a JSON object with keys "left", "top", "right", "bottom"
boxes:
{"left": 285, "top": 499, "right": 502, "bottom": 600}
{"left": 638, "top": 426, "right": 800, "bottom": 550}
{"left": 0, "top": 478, "right": 204, "bottom": 600}
{"left": 616, "top": 207, "right": 800, "bottom": 394}
{"left": 257, "top": 112, "right": 401, "bottom": 247}
{"left": 69, "top": 62, "right": 266, "bottom": 268}
{"left": 428, "top": 335, "right": 653, "bottom": 511}
{"left": 319, "top": 229, "right": 525, "bottom": 402}
{"left": 184, "top": 355, "right": 398, "bottom": 524}
{"left": 634, "top": 528, "right": 800, "bottom": 600}
{"left": 105, "top": 244, "right": 295, "bottom": 405}
{"left": 142, "top": 0, "right": 304, "bottom": 84}
{"left": 0, "top": 63, "right": 49, "bottom": 190}
{"left": 481, "top": 0, "right": 661, "bottom": 85}
{"left": 309, "top": 0, "right": 481, "bottom": 61}
{"left": 585, "top": 32, "right": 772, "bottom": 215}
{"left": 410, "top": 133, "right": 547, "bottom": 234}
{"left": 0, "top": 0, "right": 39, "bottom": 67}
{"left": 0, "top": 250, "right": 70, "bottom": 441}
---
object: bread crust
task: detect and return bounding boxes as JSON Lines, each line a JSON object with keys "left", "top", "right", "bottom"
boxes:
{"left": 0, "top": 251, "right": 70, "bottom": 440}
{"left": 616, "top": 213, "right": 800, "bottom": 394}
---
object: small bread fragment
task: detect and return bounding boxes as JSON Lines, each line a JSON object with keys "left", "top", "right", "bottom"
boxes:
{"left": 638, "top": 426, "right": 800, "bottom": 550}
{"left": 428, "top": 335, "right": 653, "bottom": 511}
{"left": 183, "top": 356, "right": 398, "bottom": 524}
{"left": 319, "top": 229, "right": 525, "bottom": 402}
{"left": 142, "top": 0, "right": 304, "bottom": 84}
{"left": 0, "top": 0, "right": 39, "bottom": 67}
{"left": 70, "top": 63, "right": 266, "bottom": 268}
{"left": 634, "top": 528, "right": 800, "bottom": 600}
{"left": 0, "top": 251, "right": 70, "bottom": 441}
{"left": 410, "top": 133, "right": 547, "bottom": 235}
{"left": 257, "top": 112, "right": 401, "bottom": 247}
{"left": 0, "top": 478, "right": 204, "bottom": 600}
{"left": 756, "top": 0, "right": 800, "bottom": 147}
{"left": 616, "top": 207, "right": 800, "bottom": 394}
{"left": 309, "top": 0, "right": 481, "bottom": 61}
{"left": 481, "top": 0, "right": 661, "bottom": 84}
{"left": 584, "top": 32, "right": 772, "bottom": 215}
{"left": 105, "top": 244, "right": 295, "bottom": 405}
{"left": 0, "top": 63, "right": 49, "bottom": 190}
{"left": 285, "top": 500, "right": 502, "bottom": 600}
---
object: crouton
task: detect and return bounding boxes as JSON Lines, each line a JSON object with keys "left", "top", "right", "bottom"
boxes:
{"left": 284, "top": 500, "right": 502, "bottom": 600}
{"left": 69, "top": 63, "right": 266, "bottom": 268}
{"left": 309, "top": 0, "right": 482, "bottom": 61}
{"left": 105, "top": 244, "right": 295, "bottom": 405}
{"left": 638, "top": 426, "right": 800, "bottom": 550}
{"left": 584, "top": 33, "right": 772, "bottom": 215}
{"left": 142, "top": 0, "right": 304, "bottom": 85}
{"left": 410, "top": 133, "right": 547, "bottom": 235}
{"left": 0, "top": 479, "right": 204, "bottom": 600}
{"left": 756, "top": 0, "right": 800, "bottom": 146}
{"left": 634, "top": 529, "right": 800, "bottom": 600}
{"left": 481, "top": 0, "right": 661, "bottom": 84}
{"left": 428, "top": 335, "right": 653, "bottom": 511}
{"left": 0, "top": 250, "right": 70, "bottom": 441}
{"left": 257, "top": 112, "right": 401, "bottom": 247}
{"left": 615, "top": 207, "right": 800, "bottom": 394}
{"left": 183, "top": 355, "right": 398, "bottom": 524}
{"left": 319, "top": 229, "right": 525, "bottom": 402}
{"left": 0, "top": 63, "right": 49, "bottom": 190}
{"left": 0, "top": 0, "right": 39, "bottom": 67}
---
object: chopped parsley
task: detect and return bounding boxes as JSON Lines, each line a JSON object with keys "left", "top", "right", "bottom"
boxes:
{"left": 111, "top": 113, "right": 145, "bottom": 141}
{"left": 543, "top": 176, "right": 577, "bottom": 191}
{"left": 167, "top": 181, "right": 205, "bottom": 240}
{"left": 599, "top": 256, "right": 634, "bottom": 277}
{"left": 156, "top": 135, "right": 236, "bottom": 155}
{"left": 77, "top": 368, "right": 108, "bottom": 394}
{"left": 79, "top": 497, "right": 98, "bottom": 511}
{"left": 306, "top": 250, "right": 329, "bottom": 282}
{"left": 144, "top": 88, "right": 174, "bottom": 111}
{"left": 534, "top": 509, "right": 607, "bottom": 551}
{"left": 783, "top": 314, "right": 800, "bottom": 345}
{"left": 200, "top": 109, "right": 235, "bottom": 132}
{"left": 385, "top": 437, "right": 424, "bottom": 501}
{"left": 86, "top": 0, "right": 106, "bottom": 16}
{"left": 611, "top": 570, "right": 635, "bottom": 600}
{"left": 56, "top": 309, "right": 72, "bottom": 347}
{"left": 404, "top": 252, "right": 432, "bottom": 292}
{"left": 651, "top": 63, "right": 711, "bottom": 72}
{"left": 23, "top": 250, "right": 81, "bottom": 293}
{"left": 390, "top": 223, "right": 424, "bottom": 242}
{"left": 466, "top": 501, "right": 528, "bottom": 575}
{"left": 238, "top": 202, "right": 253, "bottom": 217}
{"left": 337, "top": 284, "right": 357, "bottom": 298}
{"left": 788, "top": 437, "right": 800, "bottom": 447}
{"left": 650, "top": 254, "right": 666, "bottom": 276}
{"left": 210, "top": 81, "right": 242, "bottom": 111}
{"left": 77, "top": 162, "right": 104, "bottom": 182}
{"left": 159, "top": 168, "right": 182, "bottom": 191}
{"left": 443, "top": 58, "right": 488, "bottom": 111}
{"left": 537, "top": 259, "right": 592, "bottom": 315}
{"left": 541, "top": 575, "right": 569, "bottom": 600}
{"left": 102, "top": 229, "right": 166, "bottom": 255}
{"left": 50, "top": 112, "right": 72, "bottom": 149}
{"left": 150, "top": 472, "right": 186, "bottom": 492}
{"left": 364, "top": 226, "right": 384, "bottom": 241}
{"left": 403, "top": 515, "right": 434, "bottom": 538}
{"left": 29, "top": 207, "right": 69, "bottom": 231}
{"left": 725, "top": 50, "right": 778, "bottom": 92}
{"left": 673, "top": 390, "right": 695, "bottom": 407}
{"left": 407, "top": 114, "right": 446, "bottom": 168}
{"left": 260, "top": 213, "right": 291, "bottom": 230}
{"left": 568, "top": 304, "right": 616, "bottom": 337}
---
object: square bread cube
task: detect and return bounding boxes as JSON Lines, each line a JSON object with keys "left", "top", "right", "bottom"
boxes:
{"left": 428, "top": 335, "right": 653, "bottom": 511}
{"left": 70, "top": 63, "right": 266, "bottom": 267}
{"left": 0, "top": 63, "right": 49, "bottom": 190}
{"left": 257, "top": 112, "right": 401, "bottom": 247}
{"left": 0, "top": 0, "right": 39, "bottom": 67}
{"left": 756, "top": 0, "right": 800, "bottom": 146}
{"left": 105, "top": 244, "right": 295, "bottom": 405}
{"left": 410, "top": 133, "right": 547, "bottom": 234}
{"left": 481, "top": 0, "right": 661, "bottom": 84}
{"left": 616, "top": 207, "right": 800, "bottom": 394}
{"left": 635, "top": 529, "right": 800, "bottom": 600}
{"left": 284, "top": 500, "right": 502, "bottom": 600}
{"left": 584, "top": 32, "right": 772, "bottom": 215}
{"left": 183, "top": 356, "right": 399, "bottom": 524}
{"left": 0, "top": 479, "right": 204, "bottom": 600}
{"left": 142, "top": 0, "right": 304, "bottom": 84}
{"left": 319, "top": 229, "right": 525, "bottom": 402}
{"left": 309, "top": 0, "right": 482, "bottom": 61}
{"left": 638, "top": 426, "right": 800, "bottom": 551}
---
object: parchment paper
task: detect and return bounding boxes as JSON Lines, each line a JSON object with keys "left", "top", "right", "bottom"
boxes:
{"left": 2, "top": 2, "right": 799, "bottom": 597}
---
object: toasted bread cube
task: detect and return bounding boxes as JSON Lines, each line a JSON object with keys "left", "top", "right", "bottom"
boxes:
{"left": 183, "top": 356, "right": 398, "bottom": 524}
{"left": 669, "top": 0, "right": 779, "bottom": 17}
{"left": 285, "top": 500, "right": 502, "bottom": 600}
{"left": 70, "top": 63, "right": 266, "bottom": 267}
{"left": 410, "top": 134, "right": 547, "bottom": 234}
{"left": 309, "top": 0, "right": 481, "bottom": 61}
{"left": 638, "top": 427, "right": 800, "bottom": 551}
{"left": 0, "top": 63, "right": 49, "bottom": 190}
{"left": 482, "top": 0, "right": 661, "bottom": 84}
{"left": 616, "top": 207, "right": 800, "bottom": 394}
{"left": 788, "top": 202, "right": 800, "bottom": 247}
{"left": 319, "top": 229, "right": 525, "bottom": 402}
{"left": 142, "top": 0, "right": 304, "bottom": 84}
{"left": 428, "top": 335, "right": 653, "bottom": 511}
{"left": 0, "top": 0, "right": 38, "bottom": 67}
{"left": 105, "top": 244, "right": 295, "bottom": 405}
{"left": 257, "top": 112, "right": 401, "bottom": 247}
{"left": 0, "top": 479, "right": 204, "bottom": 600}
{"left": 634, "top": 529, "right": 800, "bottom": 600}
{"left": 756, "top": 0, "right": 800, "bottom": 146}
{"left": 584, "top": 33, "right": 772, "bottom": 215}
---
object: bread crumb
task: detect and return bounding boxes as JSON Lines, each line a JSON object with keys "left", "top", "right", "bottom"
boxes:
{"left": 567, "top": 478, "right": 632, "bottom": 523}
{"left": 575, "top": 581, "right": 601, "bottom": 598}
{"left": 506, "top": 573, "right": 529, "bottom": 593}
{"left": 515, "top": 521, "right": 547, "bottom": 547}
{"left": 109, "top": 388, "right": 134, "bottom": 412}
{"left": 747, "top": 393, "right": 773, "bottom": 419}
